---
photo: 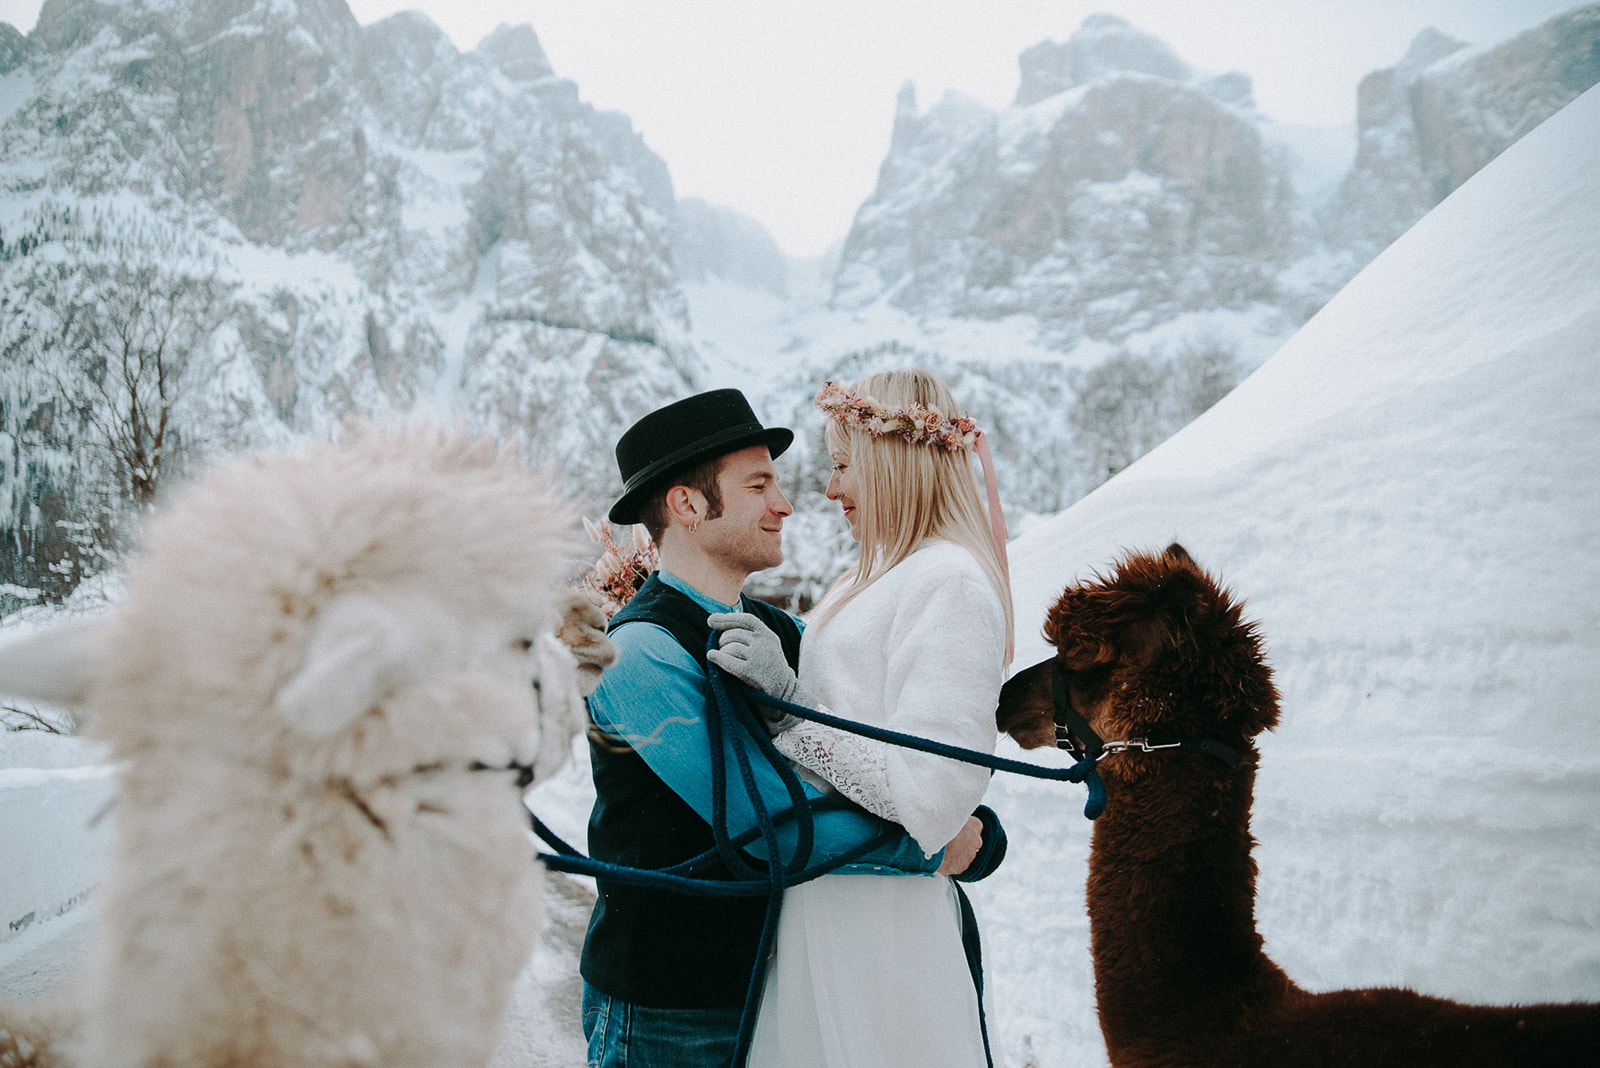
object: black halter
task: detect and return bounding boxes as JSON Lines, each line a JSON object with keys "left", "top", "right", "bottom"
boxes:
{"left": 1052, "top": 660, "right": 1108, "bottom": 762}
{"left": 469, "top": 760, "right": 537, "bottom": 789}
{"left": 1051, "top": 660, "right": 1243, "bottom": 770}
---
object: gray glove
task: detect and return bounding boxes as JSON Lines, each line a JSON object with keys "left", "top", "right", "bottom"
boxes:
{"left": 706, "top": 612, "right": 810, "bottom": 732}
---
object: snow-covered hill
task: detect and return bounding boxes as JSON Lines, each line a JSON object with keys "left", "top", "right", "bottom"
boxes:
{"left": 968, "top": 82, "right": 1600, "bottom": 1066}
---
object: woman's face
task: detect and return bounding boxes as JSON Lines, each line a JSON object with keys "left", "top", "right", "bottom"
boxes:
{"left": 826, "top": 450, "right": 861, "bottom": 541}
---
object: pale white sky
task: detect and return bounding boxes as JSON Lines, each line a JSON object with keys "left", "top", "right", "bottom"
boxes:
{"left": 0, "top": 1, "right": 1583, "bottom": 255}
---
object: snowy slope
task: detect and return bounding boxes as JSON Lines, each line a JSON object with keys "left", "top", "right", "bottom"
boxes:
{"left": 967, "top": 84, "right": 1600, "bottom": 1066}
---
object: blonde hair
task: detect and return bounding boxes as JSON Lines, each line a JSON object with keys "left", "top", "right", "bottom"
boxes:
{"left": 810, "top": 368, "right": 1014, "bottom": 653}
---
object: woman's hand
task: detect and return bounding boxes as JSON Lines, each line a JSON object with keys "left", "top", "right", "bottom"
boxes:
{"left": 936, "top": 815, "right": 984, "bottom": 876}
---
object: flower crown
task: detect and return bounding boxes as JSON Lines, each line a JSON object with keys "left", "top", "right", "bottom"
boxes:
{"left": 814, "top": 381, "right": 980, "bottom": 453}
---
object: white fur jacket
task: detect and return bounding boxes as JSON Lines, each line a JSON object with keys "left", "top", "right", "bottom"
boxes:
{"left": 780, "top": 539, "right": 1006, "bottom": 856}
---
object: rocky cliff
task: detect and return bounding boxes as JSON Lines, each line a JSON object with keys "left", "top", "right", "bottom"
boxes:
{"left": 1323, "top": 4, "right": 1600, "bottom": 263}
{"left": 0, "top": 0, "right": 697, "bottom": 602}
{"left": 832, "top": 15, "right": 1298, "bottom": 348}
{"left": 831, "top": 8, "right": 1600, "bottom": 350}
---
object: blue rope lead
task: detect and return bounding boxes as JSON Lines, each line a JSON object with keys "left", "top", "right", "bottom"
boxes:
{"left": 701, "top": 631, "right": 822, "bottom": 1065}
{"left": 535, "top": 645, "right": 1104, "bottom": 1068}
{"left": 742, "top": 685, "right": 1108, "bottom": 820}
{"left": 533, "top": 670, "right": 1107, "bottom": 887}
{"left": 534, "top": 805, "right": 902, "bottom": 895}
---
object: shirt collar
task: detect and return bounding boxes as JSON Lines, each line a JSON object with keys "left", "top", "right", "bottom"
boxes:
{"left": 656, "top": 568, "right": 740, "bottom": 614}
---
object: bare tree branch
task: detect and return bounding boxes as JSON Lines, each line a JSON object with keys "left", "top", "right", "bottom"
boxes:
{"left": 1, "top": 702, "right": 75, "bottom": 735}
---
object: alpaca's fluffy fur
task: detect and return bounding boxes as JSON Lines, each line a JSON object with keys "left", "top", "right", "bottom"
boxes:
{"left": 0, "top": 422, "right": 614, "bottom": 1068}
{"left": 998, "top": 544, "right": 1600, "bottom": 1068}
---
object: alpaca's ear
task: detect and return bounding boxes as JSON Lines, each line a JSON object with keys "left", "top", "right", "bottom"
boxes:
{"left": 275, "top": 594, "right": 422, "bottom": 737}
{"left": 1116, "top": 568, "right": 1208, "bottom": 668}
{"left": 996, "top": 657, "right": 1057, "bottom": 749}
{"left": 0, "top": 615, "right": 107, "bottom": 708}
{"left": 1119, "top": 608, "right": 1179, "bottom": 668}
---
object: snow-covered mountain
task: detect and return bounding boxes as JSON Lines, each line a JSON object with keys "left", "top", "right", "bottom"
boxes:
{"left": 0, "top": 0, "right": 698, "bottom": 604}
{"left": 827, "top": 8, "right": 1600, "bottom": 344}
{"left": 684, "top": 5, "right": 1600, "bottom": 590}
{"left": 1323, "top": 3, "right": 1600, "bottom": 264}
{"left": 3, "top": 2, "right": 1597, "bottom": 612}
{"left": 673, "top": 197, "right": 791, "bottom": 300}
{"left": 834, "top": 14, "right": 1297, "bottom": 346}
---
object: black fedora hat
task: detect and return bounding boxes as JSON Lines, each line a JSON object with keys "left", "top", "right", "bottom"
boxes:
{"left": 609, "top": 388, "right": 793, "bottom": 524}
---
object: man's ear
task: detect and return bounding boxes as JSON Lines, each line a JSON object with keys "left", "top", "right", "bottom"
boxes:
{"left": 663, "top": 485, "right": 706, "bottom": 530}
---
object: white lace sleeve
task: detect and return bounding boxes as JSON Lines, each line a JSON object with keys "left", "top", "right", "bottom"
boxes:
{"left": 774, "top": 717, "right": 901, "bottom": 824}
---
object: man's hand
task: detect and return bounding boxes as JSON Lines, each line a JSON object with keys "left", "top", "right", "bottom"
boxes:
{"left": 707, "top": 612, "right": 809, "bottom": 708}
{"left": 936, "top": 815, "right": 984, "bottom": 876}
{"left": 554, "top": 591, "right": 616, "bottom": 697}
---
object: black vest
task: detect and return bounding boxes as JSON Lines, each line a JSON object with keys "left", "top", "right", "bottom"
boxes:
{"left": 578, "top": 575, "right": 803, "bottom": 1008}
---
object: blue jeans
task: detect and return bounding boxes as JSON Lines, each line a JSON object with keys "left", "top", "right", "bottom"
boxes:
{"left": 582, "top": 982, "right": 744, "bottom": 1068}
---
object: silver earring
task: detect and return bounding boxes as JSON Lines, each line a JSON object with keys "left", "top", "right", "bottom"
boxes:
{"left": 689, "top": 518, "right": 700, "bottom": 534}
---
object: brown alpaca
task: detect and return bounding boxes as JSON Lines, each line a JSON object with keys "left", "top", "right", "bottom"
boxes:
{"left": 996, "top": 543, "right": 1600, "bottom": 1068}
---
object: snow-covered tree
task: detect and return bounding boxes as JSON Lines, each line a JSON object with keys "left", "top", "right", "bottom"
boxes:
{"left": 1, "top": 205, "right": 233, "bottom": 609}
{"left": 1068, "top": 338, "right": 1244, "bottom": 492}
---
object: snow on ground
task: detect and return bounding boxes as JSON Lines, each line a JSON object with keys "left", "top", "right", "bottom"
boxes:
{"left": 1, "top": 605, "right": 115, "bottom": 955}
{"left": 0, "top": 737, "right": 112, "bottom": 950}
{"left": 968, "top": 83, "right": 1600, "bottom": 1066}
{"left": 1, "top": 83, "right": 1595, "bottom": 1068}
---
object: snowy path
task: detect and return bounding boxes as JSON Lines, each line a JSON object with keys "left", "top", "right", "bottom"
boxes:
{"left": 0, "top": 901, "right": 90, "bottom": 1003}
{"left": 488, "top": 871, "right": 593, "bottom": 1067}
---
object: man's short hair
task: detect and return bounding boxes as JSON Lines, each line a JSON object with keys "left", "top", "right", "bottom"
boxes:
{"left": 637, "top": 454, "right": 727, "bottom": 544}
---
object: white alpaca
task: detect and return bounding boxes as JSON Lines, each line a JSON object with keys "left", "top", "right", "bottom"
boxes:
{"left": 0, "top": 422, "right": 614, "bottom": 1068}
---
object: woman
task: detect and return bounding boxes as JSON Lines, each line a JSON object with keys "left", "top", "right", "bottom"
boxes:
{"left": 708, "top": 367, "right": 1014, "bottom": 1067}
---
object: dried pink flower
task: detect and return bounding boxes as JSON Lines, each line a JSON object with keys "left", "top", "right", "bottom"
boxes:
{"left": 576, "top": 518, "right": 660, "bottom": 618}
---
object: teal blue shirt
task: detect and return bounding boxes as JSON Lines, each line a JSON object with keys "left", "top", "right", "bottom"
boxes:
{"left": 587, "top": 569, "right": 941, "bottom": 875}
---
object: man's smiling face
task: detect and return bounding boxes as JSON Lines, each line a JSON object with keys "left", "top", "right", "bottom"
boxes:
{"left": 697, "top": 444, "right": 792, "bottom": 573}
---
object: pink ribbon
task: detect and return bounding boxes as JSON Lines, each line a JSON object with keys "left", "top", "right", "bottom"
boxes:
{"left": 974, "top": 430, "right": 1013, "bottom": 665}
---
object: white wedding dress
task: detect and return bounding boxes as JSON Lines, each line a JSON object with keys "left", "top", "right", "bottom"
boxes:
{"left": 748, "top": 540, "right": 1007, "bottom": 1067}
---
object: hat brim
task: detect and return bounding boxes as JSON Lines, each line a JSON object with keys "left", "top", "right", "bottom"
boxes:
{"left": 608, "top": 425, "right": 794, "bottom": 525}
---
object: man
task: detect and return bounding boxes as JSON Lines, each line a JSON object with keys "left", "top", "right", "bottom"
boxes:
{"left": 579, "top": 388, "right": 986, "bottom": 1067}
